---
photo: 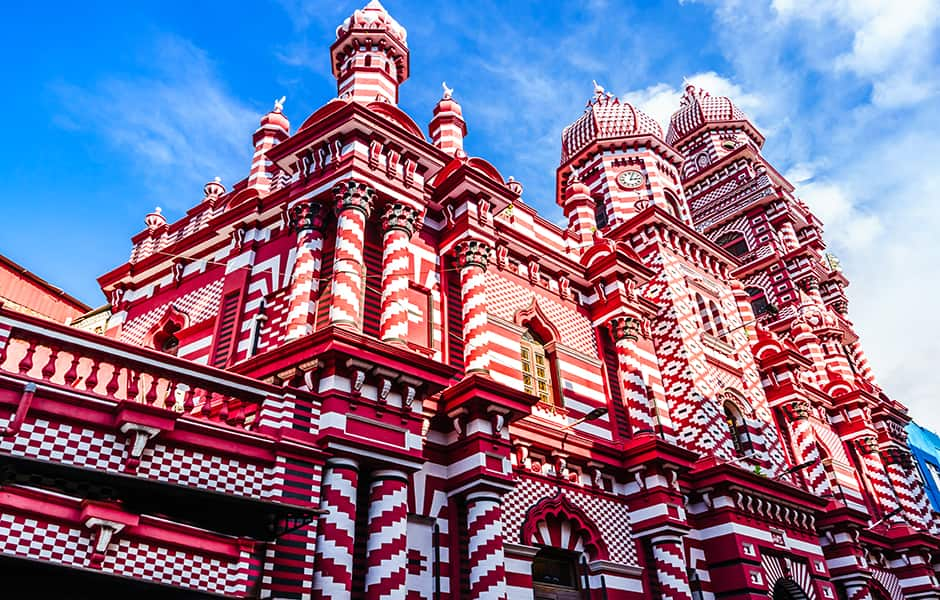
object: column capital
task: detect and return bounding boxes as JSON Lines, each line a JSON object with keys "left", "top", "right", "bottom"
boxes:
{"left": 381, "top": 203, "right": 422, "bottom": 237}
{"left": 781, "top": 400, "right": 811, "bottom": 422}
{"left": 800, "top": 275, "right": 821, "bottom": 293}
{"left": 371, "top": 468, "right": 410, "bottom": 483}
{"left": 881, "top": 446, "right": 914, "bottom": 468}
{"left": 326, "top": 456, "right": 360, "bottom": 471}
{"left": 454, "top": 238, "right": 492, "bottom": 269}
{"left": 608, "top": 315, "right": 644, "bottom": 342}
{"left": 853, "top": 435, "right": 879, "bottom": 455}
{"left": 289, "top": 201, "right": 326, "bottom": 233}
{"left": 332, "top": 179, "right": 375, "bottom": 218}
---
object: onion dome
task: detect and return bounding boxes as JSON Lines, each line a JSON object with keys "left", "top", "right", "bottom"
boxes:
{"left": 561, "top": 81, "right": 663, "bottom": 162}
{"left": 666, "top": 85, "right": 755, "bottom": 146}
{"left": 144, "top": 207, "right": 167, "bottom": 231}
{"left": 259, "top": 95, "right": 290, "bottom": 134}
{"left": 336, "top": 0, "right": 407, "bottom": 44}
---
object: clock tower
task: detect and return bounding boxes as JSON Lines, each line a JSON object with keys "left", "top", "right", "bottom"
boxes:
{"left": 557, "top": 82, "right": 688, "bottom": 236}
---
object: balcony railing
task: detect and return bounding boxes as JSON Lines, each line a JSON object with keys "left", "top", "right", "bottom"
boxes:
{"left": 0, "top": 307, "right": 278, "bottom": 431}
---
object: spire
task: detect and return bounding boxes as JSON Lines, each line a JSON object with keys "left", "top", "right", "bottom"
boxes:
{"left": 331, "top": 0, "right": 410, "bottom": 104}
{"left": 429, "top": 81, "right": 467, "bottom": 155}
{"left": 249, "top": 97, "right": 290, "bottom": 194}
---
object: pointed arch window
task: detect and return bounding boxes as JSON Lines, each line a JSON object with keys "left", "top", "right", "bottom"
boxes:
{"left": 696, "top": 293, "right": 713, "bottom": 335}
{"left": 593, "top": 195, "right": 609, "bottom": 229}
{"left": 663, "top": 190, "right": 683, "bottom": 219}
{"left": 709, "top": 300, "right": 726, "bottom": 339}
{"left": 723, "top": 401, "right": 749, "bottom": 456}
{"left": 715, "top": 231, "right": 749, "bottom": 258}
{"left": 521, "top": 330, "right": 555, "bottom": 406}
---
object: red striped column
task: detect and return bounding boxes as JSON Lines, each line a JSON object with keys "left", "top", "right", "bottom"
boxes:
{"left": 429, "top": 89, "right": 467, "bottom": 155}
{"left": 780, "top": 401, "right": 832, "bottom": 497}
{"left": 364, "top": 469, "right": 409, "bottom": 600}
{"left": 853, "top": 436, "right": 902, "bottom": 514}
{"left": 330, "top": 180, "right": 375, "bottom": 330}
{"left": 608, "top": 316, "right": 657, "bottom": 436}
{"left": 311, "top": 458, "right": 359, "bottom": 600}
{"left": 778, "top": 220, "right": 799, "bottom": 252}
{"left": 466, "top": 492, "right": 507, "bottom": 600}
{"left": 848, "top": 342, "right": 878, "bottom": 385}
{"left": 454, "top": 239, "right": 492, "bottom": 374}
{"left": 379, "top": 204, "right": 421, "bottom": 343}
{"left": 649, "top": 534, "right": 693, "bottom": 600}
{"left": 285, "top": 201, "right": 326, "bottom": 340}
{"left": 562, "top": 175, "right": 597, "bottom": 246}
{"left": 882, "top": 447, "right": 932, "bottom": 528}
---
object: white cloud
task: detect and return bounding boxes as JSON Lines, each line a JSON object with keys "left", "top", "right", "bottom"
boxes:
{"left": 693, "top": 0, "right": 940, "bottom": 431}
{"left": 621, "top": 71, "right": 765, "bottom": 134}
{"left": 53, "top": 36, "right": 260, "bottom": 212}
{"left": 770, "top": 0, "right": 940, "bottom": 107}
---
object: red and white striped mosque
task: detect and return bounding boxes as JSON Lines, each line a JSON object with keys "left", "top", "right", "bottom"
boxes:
{"left": 1, "top": 1, "right": 937, "bottom": 599}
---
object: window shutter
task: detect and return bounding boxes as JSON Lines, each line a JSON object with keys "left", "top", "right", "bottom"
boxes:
{"left": 212, "top": 292, "right": 241, "bottom": 368}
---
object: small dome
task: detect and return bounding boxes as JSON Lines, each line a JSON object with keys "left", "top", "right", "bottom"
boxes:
{"left": 336, "top": 0, "right": 407, "bottom": 44}
{"left": 561, "top": 87, "right": 663, "bottom": 162}
{"left": 666, "top": 85, "right": 748, "bottom": 146}
{"left": 260, "top": 106, "right": 289, "bottom": 133}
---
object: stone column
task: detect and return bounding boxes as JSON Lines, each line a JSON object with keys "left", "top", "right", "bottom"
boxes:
{"left": 778, "top": 220, "right": 799, "bottom": 252}
{"left": 780, "top": 401, "right": 833, "bottom": 497}
{"left": 285, "top": 201, "right": 326, "bottom": 340}
{"left": 379, "top": 204, "right": 421, "bottom": 343}
{"left": 848, "top": 341, "right": 878, "bottom": 385}
{"left": 329, "top": 180, "right": 375, "bottom": 330}
{"left": 852, "top": 436, "right": 902, "bottom": 515}
{"left": 649, "top": 534, "right": 693, "bottom": 600}
{"left": 465, "top": 491, "right": 508, "bottom": 599}
{"left": 454, "top": 239, "right": 492, "bottom": 374}
{"left": 608, "top": 316, "right": 657, "bottom": 436}
{"left": 364, "top": 469, "right": 409, "bottom": 600}
{"left": 882, "top": 447, "right": 932, "bottom": 529}
{"left": 311, "top": 458, "right": 360, "bottom": 600}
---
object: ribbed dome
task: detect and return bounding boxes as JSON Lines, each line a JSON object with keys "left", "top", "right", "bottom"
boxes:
{"left": 666, "top": 85, "right": 748, "bottom": 146}
{"left": 561, "top": 85, "right": 663, "bottom": 162}
{"left": 336, "top": 0, "right": 407, "bottom": 44}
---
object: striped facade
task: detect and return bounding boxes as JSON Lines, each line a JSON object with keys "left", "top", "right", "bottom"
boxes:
{"left": 6, "top": 1, "right": 939, "bottom": 599}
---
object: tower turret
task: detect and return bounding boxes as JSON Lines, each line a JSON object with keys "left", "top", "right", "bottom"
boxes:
{"left": 331, "top": 0, "right": 410, "bottom": 105}
{"left": 429, "top": 82, "right": 467, "bottom": 155}
{"left": 248, "top": 97, "right": 290, "bottom": 194}
{"left": 666, "top": 84, "right": 764, "bottom": 180}
{"left": 558, "top": 82, "right": 688, "bottom": 229}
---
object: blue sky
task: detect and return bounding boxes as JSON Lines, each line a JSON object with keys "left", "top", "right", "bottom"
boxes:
{"left": 2, "top": 0, "right": 939, "bottom": 429}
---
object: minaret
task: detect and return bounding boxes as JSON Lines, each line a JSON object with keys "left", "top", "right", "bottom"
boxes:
{"left": 248, "top": 97, "right": 290, "bottom": 194}
{"left": 331, "top": 0, "right": 410, "bottom": 105}
{"left": 429, "top": 82, "right": 467, "bottom": 155}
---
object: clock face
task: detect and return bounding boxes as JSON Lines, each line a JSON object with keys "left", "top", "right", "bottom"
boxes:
{"left": 617, "top": 169, "right": 644, "bottom": 189}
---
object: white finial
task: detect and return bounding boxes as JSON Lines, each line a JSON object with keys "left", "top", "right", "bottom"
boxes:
{"left": 592, "top": 79, "right": 605, "bottom": 95}
{"left": 274, "top": 96, "right": 286, "bottom": 112}
{"left": 214, "top": 176, "right": 222, "bottom": 183}
{"left": 155, "top": 206, "right": 162, "bottom": 214}
{"left": 442, "top": 81, "right": 453, "bottom": 100}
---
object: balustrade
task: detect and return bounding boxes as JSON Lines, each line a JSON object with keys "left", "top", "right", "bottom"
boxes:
{"left": 0, "top": 310, "right": 269, "bottom": 430}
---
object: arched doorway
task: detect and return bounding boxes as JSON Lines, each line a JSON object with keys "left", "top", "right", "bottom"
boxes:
{"left": 521, "top": 494, "right": 609, "bottom": 600}
{"left": 532, "top": 547, "right": 583, "bottom": 600}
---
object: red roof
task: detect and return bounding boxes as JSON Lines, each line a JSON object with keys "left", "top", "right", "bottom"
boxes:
{"left": 0, "top": 253, "right": 91, "bottom": 323}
